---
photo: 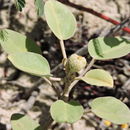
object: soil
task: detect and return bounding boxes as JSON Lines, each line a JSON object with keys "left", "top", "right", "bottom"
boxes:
{"left": 0, "top": 0, "right": 130, "bottom": 130}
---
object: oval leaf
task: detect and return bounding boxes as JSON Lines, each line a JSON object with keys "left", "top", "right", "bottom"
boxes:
{"left": 44, "top": 0, "right": 76, "bottom": 40}
{"left": 90, "top": 97, "right": 130, "bottom": 124}
{"left": 50, "top": 100, "right": 84, "bottom": 123}
{"left": 0, "top": 29, "right": 42, "bottom": 54}
{"left": 88, "top": 37, "right": 130, "bottom": 60}
{"left": 81, "top": 69, "right": 113, "bottom": 87}
{"left": 11, "top": 113, "right": 42, "bottom": 130}
{"left": 8, "top": 52, "right": 50, "bottom": 77}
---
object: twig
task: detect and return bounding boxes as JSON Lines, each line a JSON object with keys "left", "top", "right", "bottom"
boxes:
{"left": 62, "top": 58, "right": 95, "bottom": 97}
{"left": 60, "top": 40, "right": 67, "bottom": 66}
{"left": 57, "top": 0, "right": 130, "bottom": 34}
{"left": 60, "top": 40, "right": 67, "bottom": 59}
{"left": 76, "top": 44, "right": 88, "bottom": 56}
{"left": 104, "top": 17, "right": 130, "bottom": 36}
{"left": 49, "top": 77, "right": 61, "bottom": 82}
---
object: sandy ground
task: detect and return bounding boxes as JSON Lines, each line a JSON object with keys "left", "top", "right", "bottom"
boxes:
{"left": 0, "top": 0, "right": 130, "bottom": 130}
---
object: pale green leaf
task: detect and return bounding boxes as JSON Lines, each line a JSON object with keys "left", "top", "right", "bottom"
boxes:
{"left": 81, "top": 69, "right": 113, "bottom": 87}
{"left": 11, "top": 113, "right": 42, "bottom": 130}
{"left": 88, "top": 37, "right": 130, "bottom": 60}
{"left": 90, "top": 97, "right": 130, "bottom": 124}
{"left": 44, "top": 0, "right": 76, "bottom": 40}
{"left": 35, "top": 0, "right": 44, "bottom": 16}
{"left": 50, "top": 100, "right": 84, "bottom": 123}
{"left": 0, "top": 29, "right": 42, "bottom": 54}
{"left": 8, "top": 52, "right": 50, "bottom": 77}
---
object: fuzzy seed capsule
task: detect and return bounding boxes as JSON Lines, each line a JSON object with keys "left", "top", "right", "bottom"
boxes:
{"left": 66, "top": 54, "right": 87, "bottom": 73}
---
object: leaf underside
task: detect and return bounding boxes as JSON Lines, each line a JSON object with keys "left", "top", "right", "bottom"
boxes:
{"left": 50, "top": 100, "right": 84, "bottom": 123}
{"left": 88, "top": 37, "right": 130, "bottom": 60}
{"left": 8, "top": 52, "right": 50, "bottom": 77}
{"left": 0, "top": 29, "right": 42, "bottom": 54}
{"left": 44, "top": 0, "right": 77, "bottom": 40}
{"left": 11, "top": 113, "right": 42, "bottom": 130}
{"left": 90, "top": 97, "right": 130, "bottom": 124}
{"left": 81, "top": 69, "right": 113, "bottom": 87}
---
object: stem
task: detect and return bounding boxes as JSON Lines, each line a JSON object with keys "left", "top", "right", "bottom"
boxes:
{"left": 60, "top": 40, "right": 67, "bottom": 65}
{"left": 49, "top": 77, "right": 61, "bottom": 82}
{"left": 62, "top": 58, "right": 95, "bottom": 97}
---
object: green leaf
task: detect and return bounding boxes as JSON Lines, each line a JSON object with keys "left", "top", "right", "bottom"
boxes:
{"left": 81, "top": 69, "right": 113, "bottom": 87}
{"left": 15, "top": 0, "right": 25, "bottom": 11}
{"left": 90, "top": 97, "right": 130, "bottom": 124}
{"left": 8, "top": 52, "right": 50, "bottom": 77}
{"left": 50, "top": 100, "right": 84, "bottom": 123}
{"left": 35, "top": 0, "right": 44, "bottom": 16}
{"left": 11, "top": 113, "right": 42, "bottom": 130}
{"left": 88, "top": 37, "right": 130, "bottom": 60}
{"left": 0, "top": 29, "right": 42, "bottom": 54}
{"left": 44, "top": 0, "right": 76, "bottom": 40}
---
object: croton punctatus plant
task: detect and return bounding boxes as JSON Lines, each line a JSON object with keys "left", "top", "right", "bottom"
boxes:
{"left": 1, "top": 0, "right": 130, "bottom": 130}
